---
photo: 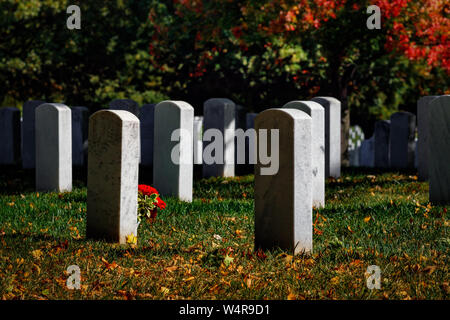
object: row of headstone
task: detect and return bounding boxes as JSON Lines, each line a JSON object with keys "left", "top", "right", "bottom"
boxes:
{"left": 348, "top": 125, "right": 365, "bottom": 167}
{"left": 352, "top": 111, "right": 417, "bottom": 169}
{"left": 0, "top": 101, "right": 89, "bottom": 168}
{"left": 1, "top": 96, "right": 342, "bottom": 184}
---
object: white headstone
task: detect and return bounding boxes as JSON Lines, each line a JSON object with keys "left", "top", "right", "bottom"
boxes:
{"left": 311, "top": 97, "right": 341, "bottom": 178}
{"left": 153, "top": 101, "right": 194, "bottom": 202}
{"left": 389, "top": 111, "right": 416, "bottom": 169}
{"left": 87, "top": 110, "right": 140, "bottom": 243}
{"left": 428, "top": 95, "right": 450, "bottom": 204}
{"left": 417, "top": 96, "right": 438, "bottom": 180}
{"left": 35, "top": 103, "right": 72, "bottom": 192}
{"left": 283, "top": 101, "right": 325, "bottom": 208}
{"left": 0, "top": 107, "right": 21, "bottom": 165}
{"left": 22, "top": 100, "right": 45, "bottom": 168}
{"left": 203, "top": 98, "right": 235, "bottom": 178}
{"left": 71, "top": 106, "right": 89, "bottom": 166}
{"left": 254, "top": 108, "right": 313, "bottom": 255}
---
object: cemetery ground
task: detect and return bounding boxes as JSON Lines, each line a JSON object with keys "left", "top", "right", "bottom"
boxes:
{"left": 0, "top": 167, "right": 448, "bottom": 300}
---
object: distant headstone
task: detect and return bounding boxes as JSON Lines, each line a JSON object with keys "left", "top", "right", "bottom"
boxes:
{"left": 203, "top": 98, "right": 235, "bottom": 178}
{"left": 22, "top": 100, "right": 45, "bottom": 168}
{"left": 193, "top": 116, "right": 203, "bottom": 165}
{"left": 417, "top": 96, "right": 438, "bottom": 180}
{"left": 109, "top": 99, "right": 140, "bottom": 117}
{"left": 254, "top": 108, "right": 313, "bottom": 255}
{"left": 389, "top": 112, "right": 416, "bottom": 169}
{"left": 428, "top": 95, "right": 450, "bottom": 204}
{"left": 374, "top": 120, "right": 390, "bottom": 168}
{"left": 35, "top": 103, "right": 72, "bottom": 192}
{"left": 311, "top": 97, "right": 341, "bottom": 178}
{"left": 348, "top": 125, "right": 365, "bottom": 167}
{"left": 283, "top": 101, "right": 325, "bottom": 208}
{"left": 87, "top": 110, "right": 140, "bottom": 243}
{"left": 71, "top": 106, "right": 89, "bottom": 166}
{"left": 0, "top": 107, "right": 21, "bottom": 165}
{"left": 140, "top": 104, "right": 156, "bottom": 166}
{"left": 153, "top": 101, "right": 194, "bottom": 202}
{"left": 359, "top": 136, "right": 375, "bottom": 167}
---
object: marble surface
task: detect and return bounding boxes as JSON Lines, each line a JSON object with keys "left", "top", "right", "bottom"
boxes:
{"left": 35, "top": 103, "right": 72, "bottom": 192}
{"left": 283, "top": 101, "right": 325, "bottom": 208}
{"left": 87, "top": 110, "right": 139, "bottom": 244}
{"left": 311, "top": 97, "right": 341, "bottom": 178}
{"left": 254, "top": 108, "right": 312, "bottom": 255}
{"left": 153, "top": 101, "right": 194, "bottom": 202}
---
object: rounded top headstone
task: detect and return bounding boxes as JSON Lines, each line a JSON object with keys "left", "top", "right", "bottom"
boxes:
{"left": 283, "top": 100, "right": 324, "bottom": 117}
{"left": 91, "top": 109, "right": 140, "bottom": 123}
{"left": 156, "top": 100, "right": 194, "bottom": 112}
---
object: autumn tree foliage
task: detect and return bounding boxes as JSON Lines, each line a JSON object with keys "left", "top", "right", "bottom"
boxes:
{"left": 148, "top": 0, "right": 449, "bottom": 134}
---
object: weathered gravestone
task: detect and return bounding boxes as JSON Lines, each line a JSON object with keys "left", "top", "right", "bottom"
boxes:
{"left": 109, "top": 99, "right": 140, "bottom": 117}
{"left": 283, "top": 101, "right": 325, "bottom": 208}
{"left": 359, "top": 136, "right": 375, "bottom": 168}
{"left": 389, "top": 112, "right": 416, "bottom": 169}
{"left": 348, "top": 125, "right": 365, "bottom": 167}
{"left": 428, "top": 95, "right": 450, "bottom": 204}
{"left": 154, "top": 101, "right": 194, "bottom": 202}
{"left": 87, "top": 110, "right": 140, "bottom": 243}
{"left": 140, "top": 104, "right": 156, "bottom": 166}
{"left": 254, "top": 108, "right": 313, "bottom": 254}
{"left": 0, "top": 107, "right": 21, "bottom": 165}
{"left": 311, "top": 97, "right": 341, "bottom": 178}
{"left": 374, "top": 120, "right": 390, "bottom": 168}
{"left": 203, "top": 98, "right": 236, "bottom": 178}
{"left": 71, "top": 106, "right": 89, "bottom": 166}
{"left": 22, "top": 100, "right": 45, "bottom": 168}
{"left": 417, "top": 96, "right": 438, "bottom": 180}
{"left": 35, "top": 103, "right": 72, "bottom": 192}
{"left": 193, "top": 116, "right": 203, "bottom": 165}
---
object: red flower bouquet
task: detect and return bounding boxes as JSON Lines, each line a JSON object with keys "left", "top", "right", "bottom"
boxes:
{"left": 137, "top": 184, "right": 166, "bottom": 223}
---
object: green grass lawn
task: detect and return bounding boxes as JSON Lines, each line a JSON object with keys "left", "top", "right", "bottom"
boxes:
{"left": 0, "top": 166, "right": 448, "bottom": 300}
